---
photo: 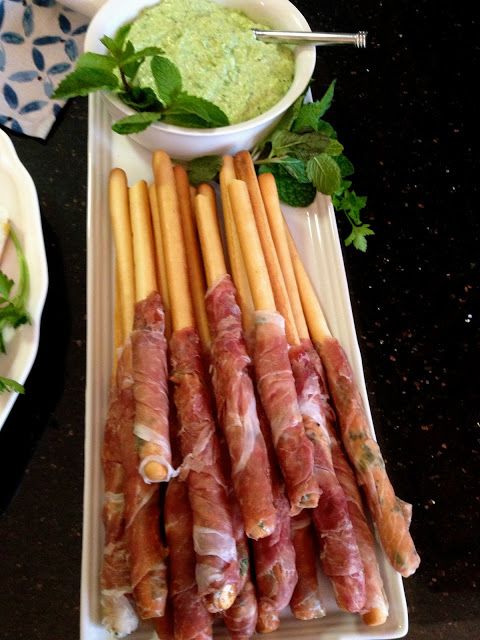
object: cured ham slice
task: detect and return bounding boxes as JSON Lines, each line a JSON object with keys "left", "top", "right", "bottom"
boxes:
{"left": 290, "top": 512, "right": 325, "bottom": 621}
{"left": 309, "top": 348, "right": 389, "bottom": 623}
{"left": 319, "top": 336, "right": 421, "bottom": 578}
{"left": 170, "top": 326, "right": 240, "bottom": 612}
{"left": 165, "top": 477, "right": 213, "bottom": 640}
{"left": 131, "top": 291, "right": 176, "bottom": 483}
{"left": 254, "top": 310, "right": 319, "bottom": 515}
{"left": 253, "top": 404, "right": 298, "bottom": 633}
{"left": 289, "top": 341, "right": 365, "bottom": 613}
{"left": 116, "top": 343, "right": 169, "bottom": 619}
{"left": 100, "top": 385, "right": 139, "bottom": 638}
{"left": 223, "top": 578, "right": 258, "bottom": 640}
{"left": 205, "top": 275, "right": 276, "bottom": 540}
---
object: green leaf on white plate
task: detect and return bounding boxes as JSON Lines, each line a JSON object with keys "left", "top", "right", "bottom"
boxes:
{"left": 306, "top": 153, "right": 342, "bottom": 195}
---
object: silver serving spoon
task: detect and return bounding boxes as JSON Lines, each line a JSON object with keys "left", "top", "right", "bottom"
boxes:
{"left": 253, "top": 29, "right": 367, "bottom": 48}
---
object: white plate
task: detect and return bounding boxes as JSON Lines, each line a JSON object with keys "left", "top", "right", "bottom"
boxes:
{"left": 82, "top": 93, "right": 408, "bottom": 640}
{"left": 0, "top": 130, "right": 48, "bottom": 431}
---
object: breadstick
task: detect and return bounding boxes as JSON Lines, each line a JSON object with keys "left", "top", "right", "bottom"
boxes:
{"left": 198, "top": 182, "right": 218, "bottom": 214}
{"left": 129, "top": 180, "right": 157, "bottom": 302}
{"left": 234, "top": 151, "right": 299, "bottom": 345}
{"left": 148, "top": 184, "right": 171, "bottom": 339}
{"left": 173, "top": 165, "right": 211, "bottom": 351}
{"left": 194, "top": 193, "right": 227, "bottom": 286}
{"left": 109, "top": 168, "right": 135, "bottom": 339}
{"left": 220, "top": 157, "right": 255, "bottom": 336}
{"left": 259, "top": 172, "right": 309, "bottom": 340}
{"left": 284, "top": 225, "right": 332, "bottom": 342}
{"left": 228, "top": 179, "right": 276, "bottom": 312}
{"left": 153, "top": 151, "right": 194, "bottom": 331}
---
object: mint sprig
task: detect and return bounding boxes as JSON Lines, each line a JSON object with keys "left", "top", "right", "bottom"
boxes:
{"left": 251, "top": 80, "right": 373, "bottom": 251}
{"left": 52, "top": 27, "right": 229, "bottom": 134}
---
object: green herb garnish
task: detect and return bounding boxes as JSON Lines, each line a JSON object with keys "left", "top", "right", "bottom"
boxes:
{"left": 186, "top": 81, "right": 373, "bottom": 251}
{"left": 0, "top": 225, "right": 30, "bottom": 394}
{"left": 52, "top": 25, "right": 229, "bottom": 133}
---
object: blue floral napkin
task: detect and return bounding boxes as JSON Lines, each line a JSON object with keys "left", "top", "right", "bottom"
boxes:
{"left": 0, "top": 0, "right": 88, "bottom": 138}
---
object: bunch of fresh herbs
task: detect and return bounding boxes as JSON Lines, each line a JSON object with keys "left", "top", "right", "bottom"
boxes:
{"left": 188, "top": 80, "right": 373, "bottom": 251}
{"left": 0, "top": 226, "right": 30, "bottom": 394}
{"left": 53, "top": 25, "right": 229, "bottom": 132}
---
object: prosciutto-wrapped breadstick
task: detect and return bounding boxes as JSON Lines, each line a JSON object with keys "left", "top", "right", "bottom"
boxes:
{"left": 110, "top": 178, "right": 174, "bottom": 484}
{"left": 259, "top": 171, "right": 365, "bottom": 613}
{"left": 228, "top": 176, "right": 318, "bottom": 516}
{"left": 194, "top": 189, "right": 276, "bottom": 540}
{"left": 165, "top": 476, "right": 213, "bottom": 640}
{"left": 290, "top": 512, "right": 325, "bottom": 620}
{"left": 100, "top": 384, "right": 139, "bottom": 638}
{"left": 285, "top": 225, "right": 420, "bottom": 578}
{"left": 116, "top": 342, "right": 169, "bottom": 620}
{"left": 153, "top": 150, "right": 240, "bottom": 613}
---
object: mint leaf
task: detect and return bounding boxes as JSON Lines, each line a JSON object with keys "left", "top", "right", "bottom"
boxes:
{"left": 279, "top": 157, "right": 310, "bottom": 183}
{"left": 113, "top": 24, "right": 131, "bottom": 52}
{"left": 345, "top": 223, "right": 374, "bottom": 252}
{"left": 111, "top": 112, "right": 161, "bottom": 134}
{"left": 118, "top": 86, "right": 162, "bottom": 112}
{"left": 0, "top": 376, "right": 25, "bottom": 394}
{"left": 100, "top": 34, "right": 123, "bottom": 59}
{"left": 187, "top": 155, "right": 222, "bottom": 185}
{"left": 270, "top": 130, "right": 330, "bottom": 159}
{"left": 76, "top": 51, "right": 117, "bottom": 72}
{"left": 324, "top": 138, "right": 344, "bottom": 156}
{"left": 316, "top": 119, "right": 337, "bottom": 138}
{"left": 166, "top": 93, "right": 229, "bottom": 127}
{"left": 52, "top": 66, "right": 119, "bottom": 99}
{"left": 306, "top": 153, "right": 342, "bottom": 195}
{"left": 162, "top": 112, "right": 209, "bottom": 127}
{"left": 336, "top": 154, "right": 355, "bottom": 177}
{"left": 259, "top": 165, "right": 316, "bottom": 208}
{"left": 151, "top": 56, "right": 182, "bottom": 106}
{"left": 292, "top": 80, "right": 336, "bottom": 132}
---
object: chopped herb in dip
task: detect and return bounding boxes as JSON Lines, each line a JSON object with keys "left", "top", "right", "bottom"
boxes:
{"left": 128, "top": 0, "right": 295, "bottom": 124}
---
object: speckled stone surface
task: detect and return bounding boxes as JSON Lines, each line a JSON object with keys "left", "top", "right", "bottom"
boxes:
{"left": 0, "top": 1, "right": 478, "bottom": 639}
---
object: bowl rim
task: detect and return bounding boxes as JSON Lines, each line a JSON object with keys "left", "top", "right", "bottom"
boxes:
{"left": 84, "top": 0, "right": 317, "bottom": 137}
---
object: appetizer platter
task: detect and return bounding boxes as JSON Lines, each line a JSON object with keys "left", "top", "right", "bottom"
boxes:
{"left": 0, "top": 130, "right": 48, "bottom": 430}
{"left": 82, "top": 91, "right": 415, "bottom": 639}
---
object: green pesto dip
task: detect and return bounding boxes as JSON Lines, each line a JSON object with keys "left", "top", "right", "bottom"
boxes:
{"left": 127, "top": 0, "right": 295, "bottom": 125}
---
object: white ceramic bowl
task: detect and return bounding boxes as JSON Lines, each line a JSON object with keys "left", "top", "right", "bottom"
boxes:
{"left": 83, "top": 0, "right": 316, "bottom": 159}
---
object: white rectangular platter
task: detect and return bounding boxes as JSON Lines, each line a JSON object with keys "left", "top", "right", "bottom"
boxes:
{"left": 82, "top": 93, "right": 409, "bottom": 640}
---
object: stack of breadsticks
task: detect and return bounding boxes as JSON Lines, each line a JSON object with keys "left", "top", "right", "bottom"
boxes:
{"left": 100, "top": 150, "right": 420, "bottom": 639}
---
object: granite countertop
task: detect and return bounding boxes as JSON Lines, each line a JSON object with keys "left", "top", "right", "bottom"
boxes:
{"left": 0, "top": 1, "right": 478, "bottom": 638}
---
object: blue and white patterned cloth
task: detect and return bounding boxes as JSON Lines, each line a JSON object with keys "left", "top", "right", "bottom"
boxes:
{"left": 0, "top": 0, "right": 88, "bottom": 138}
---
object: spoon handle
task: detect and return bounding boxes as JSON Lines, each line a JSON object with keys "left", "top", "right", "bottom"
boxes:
{"left": 253, "top": 30, "right": 367, "bottom": 48}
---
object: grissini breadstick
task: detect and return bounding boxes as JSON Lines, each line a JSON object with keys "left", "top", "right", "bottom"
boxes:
{"left": 154, "top": 150, "right": 240, "bottom": 613}
{"left": 286, "top": 221, "right": 420, "bottom": 578}
{"left": 259, "top": 172, "right": 366, "bottom": 613}
{"left": 129, "top": 180, "right": 173, "bottom": 484}
{"left": 195, "top": 191, "right": 276, "bottom": 540}
{"left": 148, "top": 184, "right": 171, "bottom": 339}
{"left": 229, "top": 178, "right": 319, "bottom": 515}
{"left": 284, "top": 226, "right": 332, "bottom": 342}
{"left": 234, "top": 150, "right": 299, "bottom": 345}
{"left": 129, "top": 180, "right": 157, "bottom": 301}
{"left": 219, "top": 156, "right": 255, "bottom": 337}
{"left": 109, "top": 168, "right": 135, "bottom": 339}
{"left": 153, "top": 150, "right": 194, "bottom": 332}
{"left": 259, "top": 172, "right": 309, "bottom": 340}
{"left": 174, "top": 165, "right": 211, "bottom": 352}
